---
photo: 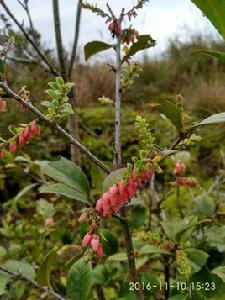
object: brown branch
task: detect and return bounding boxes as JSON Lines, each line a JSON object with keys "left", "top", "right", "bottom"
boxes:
{"left": 0, "top": 81, "right": 111, "bottom": 174}
{"left": 0, "top": 0, "right": 58, "bottom": 76}
{"left": 68, "top": 0, "right": 82, "bottom": 79}
{"left": 52, "top": 0, "right": 67, "bottom": 80}
{"left": 0, "top": 266, "right": 65, "bottom": 300}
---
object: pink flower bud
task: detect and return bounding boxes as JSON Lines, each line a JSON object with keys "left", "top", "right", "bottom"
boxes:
{"left": 23, "top": 127, "right": 30, "bottom": 143}
{"left": 0, "top": 99, "right": 7, "bottom": 112}
{"left": 91, "top": 236, "right": 100, "bottom": 252}
{"left": 174, "top": 161, "right": 186, "bottom": 176}
{"left": 9, "top": 143, "right": 17, "bottom": 154}
{"left": 0, "top": 150, "right": 5, "bottom": 159}
{"left": 18, "top": 134, "right": 25, "bottom": 149}
{"left": 97, "top": 245, "right": 103, "bottom": 257}
{"left": 30, "top": 121, "right": 39, "bottom": 138}
{"left": 96, "top": 198, "right": 103, "bottom": 217}
{"left": 45, "top": 218, "right": 54, "bottom": 226}
{"left": 82, "top": 234, "right": 93, "bottom": 247}
{"left": 118, "top": 182, "right": 129, "bottom": 204}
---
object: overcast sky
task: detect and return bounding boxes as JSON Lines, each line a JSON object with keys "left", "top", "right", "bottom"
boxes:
{"left": 1, "top": 0, "right": 222, "bottom": 60}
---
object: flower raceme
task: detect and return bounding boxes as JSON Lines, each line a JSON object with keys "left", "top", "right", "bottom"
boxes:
{"left": 96, "top": 166, "right": 155, "bottom": 219}
{"left": 0, "top": 121, "right": 40, "bottom": 158}
{"left": 82, "top": 234, "right": 103, "bottom": 257}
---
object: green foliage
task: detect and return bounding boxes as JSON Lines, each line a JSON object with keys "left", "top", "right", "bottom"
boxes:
{"left": 194, "top": 49, "right": 225, "bottom": 62}
{"left": 191, "top": 0, "right": 225, "bottom": 39}
{"left": 134, "top": 115, "right": 155, "bottom": 151}
{"left": 67, "top": 258, "right": 92, "bottom": 300}
{"left": 121, "top": 63, "right": 142, "bottom": 90}
{"left": 39, "top": 157, "right": 90, "bottom": 203}
{"left": 84, "top": 41, "right": 113, "bottom": 61}
{"left": 42, "top": 77, "right": 74, "bottom": 120}
{"left": 159, "top": 100, "right": 182, "bottom": 129}
{"left": 123, "top": 34, "right": 156, "bottom": 61}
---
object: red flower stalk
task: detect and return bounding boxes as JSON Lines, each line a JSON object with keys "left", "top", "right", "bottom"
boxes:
{"left": 96, "top": 166, "right": 155, "bottom": 219}
{"left": 176, "top": 177, "right": 198, "bottom": 188}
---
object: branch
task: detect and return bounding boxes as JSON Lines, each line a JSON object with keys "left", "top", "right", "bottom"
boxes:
{"left": 0, "top": 81, "right": 111, "bottom": 174}
{"left": 17, "top": 0, "right": 40, "bottom": 45}
{"left": 0, "top": 266, "right": 65, "bottom": 300}
{"left": 52, "top": 0, "right": 67, "bottom": 80}
{"left": 68, "top": 0, "right": 82, "bottom": 79}
{"left": 0, "top": 0, "right": 58, "bottom": 76}
{"left": 6, "top": 55, "right": 39, "bottom": 64}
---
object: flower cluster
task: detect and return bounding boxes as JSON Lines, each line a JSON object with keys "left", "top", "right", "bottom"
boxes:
{"left": 96, "top": 166, "right": 155, "bottom": 218}
{"left": 176, "top": 250, "right": 191, "bottom": 276}
{"left": 122, "top": 27, "right": 139, "bottom": 44}
{"left": 173, "top": 160, "right": 197, "bottom": 187}
{"left": 0, "top": 121, "right": 40, "bottom": 159}
{"left": 108, "top": 19, "right": 122, "bottom": 37}
{"left": 0, "top": 97, "right": 7, "bottom": 112}
{"left": 82, "top": 233, "right": 103, "bottom": 257}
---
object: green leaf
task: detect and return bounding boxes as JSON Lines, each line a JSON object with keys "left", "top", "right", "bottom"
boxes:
{"left": 159, "top": 100, "right": 182, "bottom": 129}
{"left": 36, "top": 248, "right": 57, "bottom": 289}
{"left": 3, "top": 260, "right": 35, "bottom": 280}
{"left": 0, "top": 246, "right": 7, "bottom": 257}
{"left": 0, "top": 273, "right": 10, "bottom": 296}
{"left": 205, "top": 225, "right": 225, "bottom": 252}
{"left": 191, "top": 112, "right": 225, "bottom": 128}
{"left": 212, "top": 266, "right": 225, "bottom": 282}
{"left": 40, "top": 183, "right": 89, "bottom": 204}
{"left": 36, "top": 199, "right": 55, "bottom": 218}
{"left": 107, "top": 253, "right": 127, "bottom": 262}
{"left": 40, "top": 157, "right": 90, "bottom": 196}
{"left": 103, "top": 168, "right": 127, "bottom": 192}
{"left": 84, "top": 41, "right": 113, "bottom": 61}
{"left": 191, "top": 0, "right": 225, "bottom": 39}
{"left": 91, "top": 163, "right": 106, "bottom": 193}
{"left": 67, "top": 258, "right": 92, "bottom": 300}
{"left": 193, "top": 49, "right": 225, "bottom": 62}
{"left": 123, "top": 35, "right": 155, "bottom": 61}
{"left": 130, "top": 205, "right": 146, "bottom": 229}
{"left": 185, "top": 249, "right": 209, "bottom": 274}
{"left": 101, "top": 229, "right": 118, "bottom": 256}
{"left": 139, "top": 245, "right": 172, "bottom": 256}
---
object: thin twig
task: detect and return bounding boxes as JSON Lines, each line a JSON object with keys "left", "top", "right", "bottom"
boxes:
{"left": 0, "top": 0, "right": 58, "bottom": 76}
{"left": 0, "top": 266, "right": 65, "bottom": 300}
{"left": 0, "top": 81, "right": 111, "bottom": 174}
{"left": 68, "top": 0, "right": 82, "bottom": 79}
{"left": 52, "top": 0, "right": 67, "bottom": 80}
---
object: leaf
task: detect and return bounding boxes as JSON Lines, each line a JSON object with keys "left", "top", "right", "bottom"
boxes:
{"left": 185, "top": 249, "right": 209, "bottom": 274}
{"left": 140, "top": 270, "right": 160, "bottom": 292}
{"left": 193, "top": 49, "right": 225, "bottom": 62}
{"left": 0, "top": 273, "right": 10, "bottom": 296}
{"left": 40, "top": 157, "right": 90, "bottom": 196}
{"left": 107, "top": 253, "right": 127, "bottom": 262}
{"left": 91, "top": 163, "right": 106, "bottom": 192}
{"left": 3, "top": 260, "right": 35, "bottom": 280}
{"left": 130, "top": 205, "right": 146, "bottom": 229}
{"left": 101, "top": 229, "right": 118, "bottom": 256}
{"left": 205, "top": 225, "right": 225, "bottom": 252}
{"left": 84, "top": 41, "right": 113, "bottom": 61}
{"left": 159, "top": 100, "right": 182, "bottom": 129}
{"left": 36, "top": 199, "right": 55, "bottom": 218}
{"left": 212, "top": 266, "right": 225, "bottom": 282}
{"left": 139, "top": 245, "right": 172, "bottom": 256}
{"left": 191, "top": 0, "right": 225, "bottom": 39}
{"left": 67, "top": 258, "right": 92, "bottom": 300}
{"left": 123, "top": 35, "right": 156, "bottom": 61}
{"left": 191, "top": 112, "right": 225, "bottom": 128}
{"left": 40, "top": 183, "right": 89, "bottom": 204}
{"left": 36, "top": 248, "right": 57, "bottom": 289}
{"left": 103, "top": 168, "right": 127, "bottom": 192}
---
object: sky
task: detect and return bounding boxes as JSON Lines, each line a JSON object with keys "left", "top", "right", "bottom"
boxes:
{"left": 1, "top": 0, "right": 222, "bottom": 61}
